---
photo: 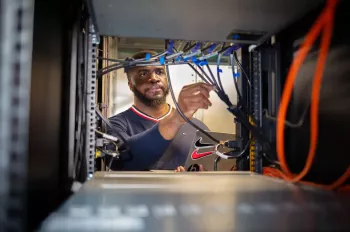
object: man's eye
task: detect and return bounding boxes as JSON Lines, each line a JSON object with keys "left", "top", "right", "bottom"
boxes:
{"left": 139, "top": 71, "right": 149, "bottom": 77}
{"left": 156, "top": 70, "right": 165, "bottom": 75}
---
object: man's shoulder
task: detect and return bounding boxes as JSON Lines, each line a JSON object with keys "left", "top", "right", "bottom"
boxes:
{"left": 109, "top": 108, "right": 133, "bottom": 123}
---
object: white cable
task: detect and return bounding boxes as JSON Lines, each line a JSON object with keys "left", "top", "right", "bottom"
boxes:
{"left": 95, "top": 129, "right": 119, "bottom": 142}
{"left": 214, "top": 150, "right": 231, "bottom": 160}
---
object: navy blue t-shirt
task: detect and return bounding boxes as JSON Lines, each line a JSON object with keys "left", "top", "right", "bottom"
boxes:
{"left": 108, "top": 105, "right": 208, "bottom": 171}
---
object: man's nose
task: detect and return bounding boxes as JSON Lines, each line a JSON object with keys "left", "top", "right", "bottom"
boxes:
{"left": 149, "top": 72, "right": 160, "bottom": 83}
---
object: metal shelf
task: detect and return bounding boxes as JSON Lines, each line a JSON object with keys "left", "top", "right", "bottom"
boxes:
{"left": 39, "top": 171, "right": 350, "bottom": 232}
{"left": 91, "top": 0, "right": 324, "bottom": 44}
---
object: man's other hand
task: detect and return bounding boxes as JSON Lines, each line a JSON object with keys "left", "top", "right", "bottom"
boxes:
{"left": 174, "top": 165, "right": 205, "bottom": 172}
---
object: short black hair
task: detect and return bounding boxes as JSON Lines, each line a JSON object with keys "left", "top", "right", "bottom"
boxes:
{"left": 125, "top": 50, "right": 158, "bottom": 78}
{"left": 131, "top": 50, "right": 158, "bottom": 60}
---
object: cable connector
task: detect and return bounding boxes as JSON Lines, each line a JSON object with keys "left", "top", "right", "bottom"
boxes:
{"left": 224, "top": 138, "right": 243, "bottom": 149}
{"left": 199, "top": 51, "right": 218, "bottom": 61}
{"left": 166, "top": 51, "right": 183, "bottom": 60}
{"left": 192, "top": 43, "right": 202, "bottom": 52}
{"left": 183, "top": 50, "right": 201, "bottom": 60}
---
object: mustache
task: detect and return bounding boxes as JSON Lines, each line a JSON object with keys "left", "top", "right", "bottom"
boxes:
{"left": 144, "top": 84, "right": 167, "bottom": 92}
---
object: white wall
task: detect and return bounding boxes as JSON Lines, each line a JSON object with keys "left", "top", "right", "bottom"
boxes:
{"left": 108, "top": 65, "right": 237, "bottom": 134}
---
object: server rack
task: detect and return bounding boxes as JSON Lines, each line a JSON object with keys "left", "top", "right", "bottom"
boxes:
{"left": 1, "top": 0, "right": 349, "bottom": 231}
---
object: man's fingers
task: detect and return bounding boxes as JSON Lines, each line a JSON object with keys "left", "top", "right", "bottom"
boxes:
{"left": 175, "top": 166, "right": 186, "bottom": 172}
{"left": 182, "top": 84, "right": 214, "bottom": 98}
{"left": 186, "top": 101, "right": 211, "bottom": 110}
{"left": 183, "top": 82, "right": 214, "bottom": 91}
{"left": 185, "top": 93, "right": 212, "bottom": 106}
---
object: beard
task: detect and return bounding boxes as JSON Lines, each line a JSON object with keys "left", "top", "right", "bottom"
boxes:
{"left": 131, "top": 84, "right": 169, "bottom": 108}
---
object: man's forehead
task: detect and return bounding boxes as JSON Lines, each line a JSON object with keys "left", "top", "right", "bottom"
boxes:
{"left": 130, "top": 66, "right": 165, "bottom": 72}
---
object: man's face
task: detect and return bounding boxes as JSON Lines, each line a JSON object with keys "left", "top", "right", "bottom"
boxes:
{"left": 127, "top": 66, "right": 169, "bottom": 107}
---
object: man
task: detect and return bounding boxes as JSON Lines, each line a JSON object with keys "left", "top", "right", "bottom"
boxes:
{"left": 108, "top": 50, "right": 214, "bottom": 171}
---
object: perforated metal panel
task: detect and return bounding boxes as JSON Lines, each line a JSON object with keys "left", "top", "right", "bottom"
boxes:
{"left": 251, "top": 50, "right": 263, "bottom": 173}
{"left": 85, "top": 21, "right": 98, "bottom": 178}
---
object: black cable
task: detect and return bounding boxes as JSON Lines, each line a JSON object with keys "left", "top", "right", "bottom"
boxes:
{"left": 205, "top": 64, "right": 220, "bottom": 88}
{"left": 195, "top": 65, "right": 217, "bottom": 87}
{"left": 262, "top": 153, "right": 280, "bottom": 166}
{"left": 97, "top": 57, "right": 122, "bottom": 62}
{"left": 197, "top": 65, "right": 219, "bottom": 88}
{"left": 233, "top": 51, "right": 252, "bottom": 87}
{"left": 166, "top": 63, "right": 220, "bottom": 144}
{"left": 227, "top": 138, "right": 252, "bottom": 158}
{"left": 97, "top": 64, "right": 123, "bottom": 77}
{"left": 230, "top": 53, "right": 244, "bottom": 104}
{"left": 182, "top": 41, "right": 190, "bottom": 52}
{"left": 183, "top": 42, "right": 197, "bottom": 53}
{"left": 98, "top": 52, "right": 167, "bottom": 77}
{"left": 187, "top": 63, "right": 213, "bottom": 85}
{"left": 218, "top": 46, "right": 231, "bottom": 54}
{"left": 95, "top": 108, "right": 130, "bottom": 152}
{"left": 107, "top": 157, "right": 115, "bottom": 170}
{"left": 188, "top": 62, "right": 233, "bottom": 107}
{"left": 216, "top": 54, "right": 225, "bottom": 92}
{"left": 263, "top": 104, "right": 309, "bottom": 128}
{"left": 99, "top": 63, "right": 120, "bottom": 72}
{"left": 201, "top": 43, "right": 214, "bottom": 52}
{"left": 214, "top": 138, "right": 251, "bottom": 170}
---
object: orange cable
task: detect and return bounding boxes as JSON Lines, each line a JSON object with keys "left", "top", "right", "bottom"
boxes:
{"left": 263, "top": 167, "right": 349, "bottom": 191}
{"left": 275, "top": 0, "right": 349, "bottom": 189}
{"left": 277, "top": 0, "right": 337, "bottom": 180}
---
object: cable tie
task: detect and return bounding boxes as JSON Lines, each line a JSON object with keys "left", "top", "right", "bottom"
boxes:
{"left": 217, "top": 67, "right": 223, "bottom": 73}
{"left": 145, "top": 53, "right": 151, "bottom": 60}
{"left": 234, "top": 72, "right": 240, "bottom": 78}
{"left": 199, "top": 60, "right": 208, "bottom": 66}
{"left": 160, "top": 56, "right": 165, "bottom": 65}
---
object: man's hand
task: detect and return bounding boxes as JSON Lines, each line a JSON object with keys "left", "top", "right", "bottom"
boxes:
{"left": 175, "top": 83, "right": 214, "bottom": 121}
{"left": 159, "top": 83, "right": 214, "bottom": 140}
{"left": 174, "top": 165, "right": 205, "bottom": 172}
